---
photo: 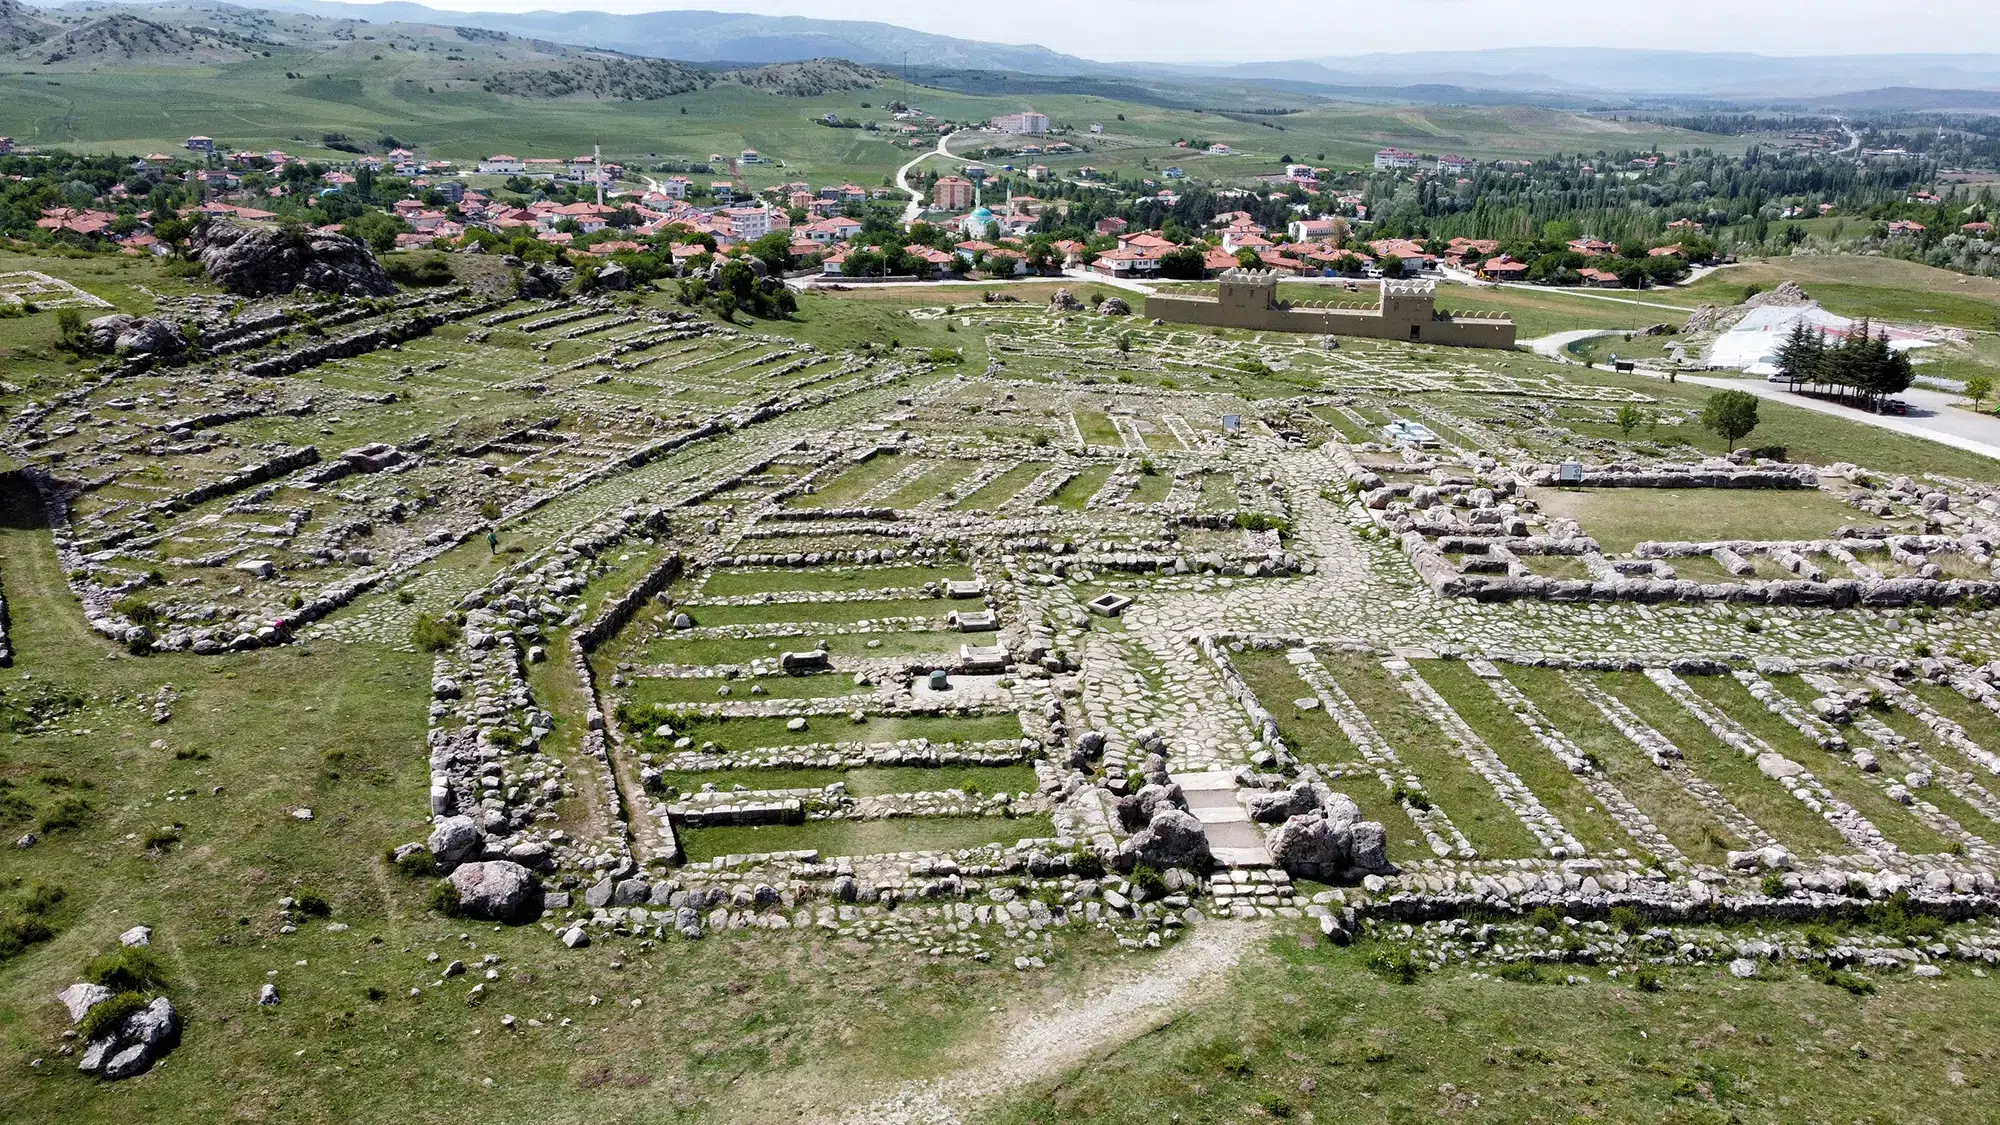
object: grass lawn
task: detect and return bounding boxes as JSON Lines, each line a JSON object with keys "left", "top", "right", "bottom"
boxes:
{"left": 657, "top": 763, "right": 1039, "bottom": 798}
{"left": 1562, "top": 366, "right": 2000, "bottom": 481}
{"left": 623, "top": 673, "right": 872, "bottom": 706}
{"left": 1231, "top": 651, "right": 1426, "bottom": 865}
{"left": 1126, "top": 468, "right": 1173, "bottom": 504}
{"left": 788, "top": 454, "right": 907, "bottom": 508}
{"left": 699, "top": 565, "right": 972, "bottom": 597}
{"left": 1318, "top": 654, "right": 1542, "bottom": 859}
{"left": 1598, "top": 673, "right": 1850, "bottom": 860}
{"left": 1044, "top": 464, "right": 1115, "bottom": 512}
{"left": 1075, "top": 409, "right": 1123, "bottom": 449}
{"left": 644, "top": 711, "right": 1024, "bottom": 753}
{"left": 881, "top": 461, "right": 980, "bottom": 509}
{"left": 1432, "top": 281, "right": 1688, "bottom": 340}
{"left": 678, "top": 813, "right": 1055, "bottom": 863}
{"left": 1679, "top": 674, "right": 1954, "bottom": 856}
{"left": 1531, "top": 486, "right": 1894, "bottom": 553}
{"left": 683, "top": 597, "right": 949, "bottom": 627}
{"left": 955, "top": 462, "right": 1050, "bottom": 510}
{"left": 981, "top": 932, "right": 2000, "bottom": 1125}
{"left": 1505, "top": 667, "right": 1738, "bottom": 866}
{"left": 1414, "top": 660, "right": 1631, "bottom": 858}
{"left": 642, "top": 630, "right": 995, "bottom": 666}
{"left": 1906, "top": 683, "right": 2000, "bottom": 766}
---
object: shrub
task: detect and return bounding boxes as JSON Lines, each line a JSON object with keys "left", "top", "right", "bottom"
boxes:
{"left": 427, "top": 879, "right": 464, "bottom": 917}
{"left": 1609, "top": 905, "right": 1644, "bottom": 934}
{"left": 1761, "top": 871, "right": 1789, "bottom": 898}
{"left": 78, "top": 991, "right": 149, "bottom": 1042}
{"left": 1633, "top": 968, "right": 1663, "bottom": 992}
{"left": 1497, "top": 959, "right": 1544, "bottom": 984}
{"left": 111, "top": 595, "right": 162, "bottom": 628}
{"left": 388, "top": 847, "right": 435, "bottom": 877}
{"left": 1129, "top": 864, "right": 1167, "bottom": 898}
{"left": 1806, "top": 960, "right": 1876, "bottom": 995}
{"left": 1364, "top": 944, "right": 1422, "bottom": 985}
{"left": 294, "top": 892, "right": 332, "bottom": 917}
{"left": 38, "top": 795, "right": 94, "bottom": 833}
{"left": 0, "top": 916, "right": 56, "bottom": 962}
{"left": 927, "top": 346, "right": 963, "bottom": 365}
{"left": 85, "top": 947, "right": 167, "bottom": 993}
{"left": 411, "top": 612, "right": 462, "bottom": 652}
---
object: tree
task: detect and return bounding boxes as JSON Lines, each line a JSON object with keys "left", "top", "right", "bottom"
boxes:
{"left": 1614, "top": 403, "right": 1645, "bottom": 437}
{"left": 745, "top": 231, "right": 793, "bottom": 276}
{"left": 1158, "top": 245, "right": 1206, "bottom": 280}
{"left": 1773, "top": 322, "right": 1824, "bottom": 386}
{"left": 1967, "top": 373, "right": 1994, "bottom": 410}
{"left": 56, "top": 307, "right": 89, "bottom": 353}
{"left": 1701, "top": 389, "right": 1761, "bottom": 452}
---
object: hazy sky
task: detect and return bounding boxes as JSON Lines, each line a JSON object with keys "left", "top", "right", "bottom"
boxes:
{"left": 336, "top": 0, "right": 2000, "bottom": 61}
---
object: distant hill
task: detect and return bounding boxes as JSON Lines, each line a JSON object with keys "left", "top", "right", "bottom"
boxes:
{"left": 0, "top": 0, "right": 55, "bottom": 47}
{"left": 481, "top": 56, "right": 713, "bottom": 101}
{"left": 24, "top": 11, "right": 250, "bottom": 66}
{"left": 1797, "top": 86, "right": 2000, "bottom": 112}
{"left": 209, "top": 0, "right": 1105, "bottom": 75}
{"left": 729, "top": 58, "right": 888, "bottom": 97}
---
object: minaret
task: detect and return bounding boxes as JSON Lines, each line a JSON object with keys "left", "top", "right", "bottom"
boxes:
{"left": 594, "top": 142, "right": 603, "bottom": 206}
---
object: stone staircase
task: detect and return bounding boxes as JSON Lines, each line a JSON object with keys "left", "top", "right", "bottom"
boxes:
{"left": 1175, "top": 770, "right": 1273, "bottom": 868}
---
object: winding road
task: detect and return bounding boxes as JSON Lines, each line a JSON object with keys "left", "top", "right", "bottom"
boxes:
{"left": 896, "top": 132, "right": 960, "bottom": 224}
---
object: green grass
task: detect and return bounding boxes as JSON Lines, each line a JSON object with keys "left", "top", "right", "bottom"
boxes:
{"left": 955, "top": 462, "right": 1050, "bottom": 510}
{"left": 980, "top": 932, "right": 2000, "bottom": 1125}
{"left": 881, "top": 461, "right": 980, "bottom": 510}
{"left": 682, "top": 596, "right": 948, "bottom": 627}
{"left": 1679, "top": 674, "right": 1954, "bottom": 856}
{"left": 1561, "top": 366, "right": 2000, "bottom": 480}
{"left": 1044, "top": 465, "right": 1115, "bottom": 512}
{"left": 1665, "top": 256, "right": 2000, "bottom": 331}
{"left": 678, "top": 813, "right": 1055, "bottom": 863}
{"left": 1318, "top": 654, "right": 1542, "bottom": 859}
{"left": 788, "top": 454, "right": 907, "bottom": 509}
{"left": 1231, "top": 651, "right": 1425, "bottom": 864}
{"left": 1127, "top": 468, "right": 1174, "bottom": 504}
{"left": 1414, "top": 660, "right": 1630, "bottom": 858}
{"left": 1075, "top": 409, "right": 1123, "bottom": 449}
{"left": 1598, "top": 673, "right": 1850, "bottom": 860}
{"left": 641, "top": 711, "right": 1023, "bottom": 753}
{"left": 641, "top": 630, "right": 995, "bottom": 666}
{"left": 1907, "top": 683, "right": 2000, "bottom": 765}
{"left": 1531, "top": 486, "right": 1896, "bottom": 554}
{"left": 1506, "top": 667, "right": 1738, "bottom": 866}
{"left": 1432, "top": 281, "right": 1687, "bottom": 340}
{"left": 623, "top": 673, "right": 872, "bottom": 706}
{"left": 699, "top": 565, "right": 973, "bottom": 597}
{"left": 657, "top": 763, "right": 1039, "bottom": 797}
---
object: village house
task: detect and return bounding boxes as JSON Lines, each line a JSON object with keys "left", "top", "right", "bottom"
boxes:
{"left": 1373, "top": 148, "right": 1419, "bottom": 171}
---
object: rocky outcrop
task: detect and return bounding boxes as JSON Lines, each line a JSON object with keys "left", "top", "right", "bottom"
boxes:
{"left": 1262, "top": 783, "right": 1391, "bottom": 880}
{"left": 1100, "top": 296, "right": 1132, "bottom": 316}
{"left": 77, "top": 996, "right": 180, "bottom": 1080}
{"left": 196, "top": 219, "right": 394, "bottom": 298}
{"left": 427, "top": 813, "right": 483, "bottom": 871}
{"left": 1116, "top": 806, "right": 1211, "bottom": 872}
{"left": 85, "top": 314, "right": 185, "bottom": 357}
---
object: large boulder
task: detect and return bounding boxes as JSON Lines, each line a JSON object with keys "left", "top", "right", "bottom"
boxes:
{"left": 448, "top": 860, "right": 539, "bottom": 921}
{"left": 1247, "top": 780, "right": 1332, "bottom": 824}
{"left": 426, "top": 814, "right": 483, "bottom": 871}
{"left": 1049, "top": 287, "right": 1083, "bottom": 312}
{"left": 86, "top": 314, "right": 186, "bottom": 357}
{"left": 1115, "top": 781, "right": 1184, "bottom": 831}
{"left": 517, "top": 262, "right": 572, "bottom": 298}
{"left": 1117, "top": 807, "right": 1211, "bottom": 872}
{"left": 1099, "top": 296, "right": 1131, "bottom": 316}
{"left": 195, "top": 219, "right": 394, "bottom": 298}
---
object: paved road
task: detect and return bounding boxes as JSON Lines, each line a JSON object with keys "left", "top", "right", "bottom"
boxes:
{"left": 895, "top": 131, "right": 967, "bottom": 224}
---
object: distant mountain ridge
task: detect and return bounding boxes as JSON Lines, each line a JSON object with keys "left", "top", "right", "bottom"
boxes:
{"left": 17, "top": 1, "right": 2000, "bottom": 103}
{"left": 182, "top": 0, "right": 1108, "bottom": 74}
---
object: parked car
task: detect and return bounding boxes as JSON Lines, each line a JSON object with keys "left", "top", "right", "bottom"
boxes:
{"left": 1875, "top": 399, "right": 1910, "bottom": 415}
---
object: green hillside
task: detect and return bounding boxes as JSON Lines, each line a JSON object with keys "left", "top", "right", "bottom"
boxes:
{"left": 0, "top": 50, "right": 1748, "bottom": 188}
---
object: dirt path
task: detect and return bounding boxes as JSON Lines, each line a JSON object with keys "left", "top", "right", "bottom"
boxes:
{"left": 825, "top": 920, "right": 1268, "bottom": 1125}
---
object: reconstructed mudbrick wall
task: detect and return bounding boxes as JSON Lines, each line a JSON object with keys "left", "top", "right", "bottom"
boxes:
{"left": 1146, "top": 271, "right": 1516, "bottom": 350}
